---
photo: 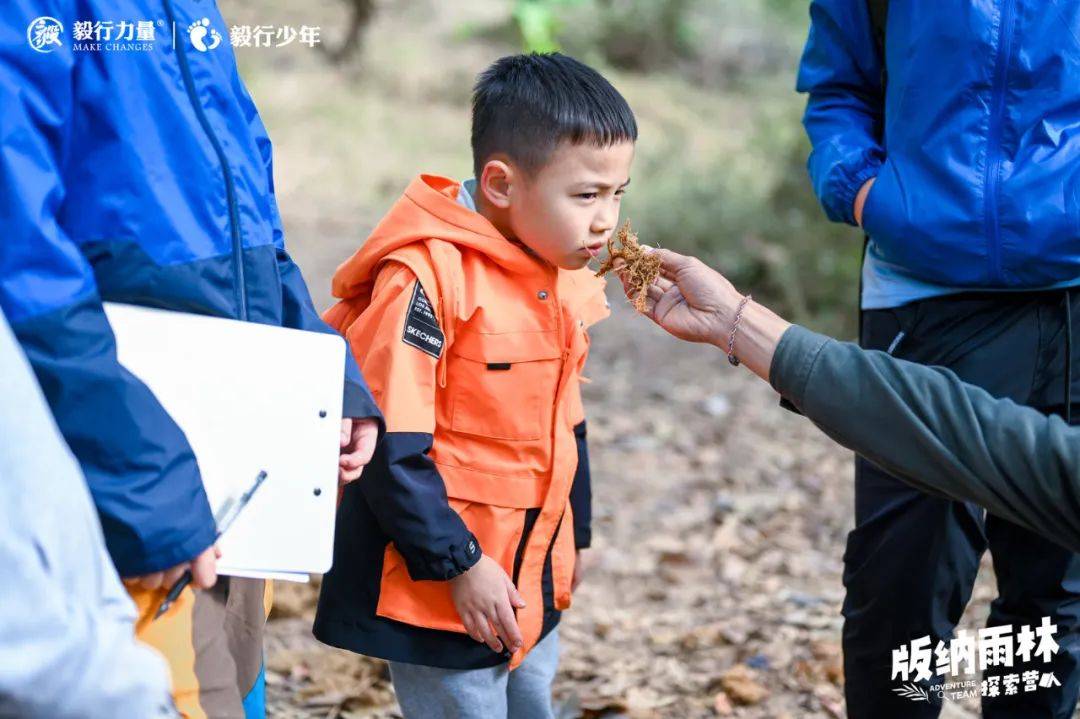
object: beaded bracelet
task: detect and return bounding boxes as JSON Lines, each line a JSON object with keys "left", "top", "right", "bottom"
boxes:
{"left": 727, "top": 293, "right": 752, "bottom": 366}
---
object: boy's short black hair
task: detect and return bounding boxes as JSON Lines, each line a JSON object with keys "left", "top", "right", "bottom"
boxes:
{"left": 471, "top": 53, "right": 638, "bottom": 178}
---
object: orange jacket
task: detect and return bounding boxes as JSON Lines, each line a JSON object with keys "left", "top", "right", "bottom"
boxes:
{"left": 314, "top": 175, "right": 608, "bottom": 668}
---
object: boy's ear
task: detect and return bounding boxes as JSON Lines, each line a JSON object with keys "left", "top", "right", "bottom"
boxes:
{"left": 478, "top": 159, "right": 514, "bottom": 210}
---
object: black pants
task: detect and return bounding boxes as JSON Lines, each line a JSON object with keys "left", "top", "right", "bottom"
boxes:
{"left": 844, "top": 292, "right": 1080, "bottom": 718}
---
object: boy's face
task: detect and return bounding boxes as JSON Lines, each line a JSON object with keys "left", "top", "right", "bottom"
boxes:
{"left": 487, "top": 140, "right": 635, "bottom": 271}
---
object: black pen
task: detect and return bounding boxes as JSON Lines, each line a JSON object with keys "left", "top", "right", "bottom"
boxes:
{"left": 153, "top": 470, "right": 268, "bottom": 620}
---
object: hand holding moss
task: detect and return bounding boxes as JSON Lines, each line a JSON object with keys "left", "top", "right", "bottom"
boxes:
{"left": 595, "top": 221, "right": 661, "bottom": 313}
{"left": 622, "top": 247, "right": 741, "bottom": 346}
{"left": 615, "top": 246, "right": 791, "bottom": 382}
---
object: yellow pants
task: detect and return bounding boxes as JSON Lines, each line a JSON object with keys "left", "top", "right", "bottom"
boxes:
{"left": 129, "top": 578, "right": 272, "bottom": 719}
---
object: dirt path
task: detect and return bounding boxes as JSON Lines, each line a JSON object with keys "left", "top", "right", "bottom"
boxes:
{"left": 265, "top": 291, "right": 995, "bottom": 717}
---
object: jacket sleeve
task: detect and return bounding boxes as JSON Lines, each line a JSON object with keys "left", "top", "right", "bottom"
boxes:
{"left": 796, "top": 0, "right": 886, "bottom": 225}
{"left": 0, "top": 2, "right": 215, "bottom": 576}
{"left": 569, "top": 420, "right": 593, "bottom": 550}
{"left": 329, "top": 262, "right": 481, "bottom": 580}
{"left": 242, "top": 85, "right": 383, "bottom": 426}
{"left": 771, "top": 325, "right": 1080, "bottom": 553}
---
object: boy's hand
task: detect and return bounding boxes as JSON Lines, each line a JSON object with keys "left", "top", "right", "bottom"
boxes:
{"left": 126, "top": 545, "right": 220, "bottom": 591}
{"left": 339, "top": 417, "right": 378, "bottom": 485}
{"left": 450, "top": 554, "right": 526, "bottom": 653}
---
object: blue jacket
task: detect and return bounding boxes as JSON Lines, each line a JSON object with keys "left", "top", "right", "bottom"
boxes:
{"left": 0, "top": 0, "right": 382, "bottom": 576}
{"left": 797, "top": 0, "right": 1080, "bottom": 288}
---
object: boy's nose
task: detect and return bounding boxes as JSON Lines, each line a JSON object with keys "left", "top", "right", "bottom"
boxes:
{"left": 592, "top": 208, "right": 618, "bottom": 235}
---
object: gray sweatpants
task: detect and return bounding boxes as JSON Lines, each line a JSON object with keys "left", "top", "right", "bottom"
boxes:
{"left": 389, "top": 628, "right": 559, "bottom": 719}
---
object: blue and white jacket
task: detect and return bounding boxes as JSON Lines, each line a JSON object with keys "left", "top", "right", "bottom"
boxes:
{"left": 0, "top": 0, "right": 382, "bottom": 576}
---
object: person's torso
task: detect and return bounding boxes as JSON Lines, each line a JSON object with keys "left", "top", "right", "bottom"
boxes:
{"left": 39, "top": 0, "right": 285, "bottom": 323}
{"left": 427, "top": 249, "right": 604, "bottom": 506}
{"left": 864, "top": 0, "right": 1080, "bottom": 292}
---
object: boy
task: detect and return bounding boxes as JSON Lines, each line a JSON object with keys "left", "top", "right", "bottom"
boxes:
{"left": 314, "top": 53, "right": 636, "bottom": 717}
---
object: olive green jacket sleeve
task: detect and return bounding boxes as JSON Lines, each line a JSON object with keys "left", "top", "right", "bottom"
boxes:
{"left": 770, "top": 325, "right": 1080, "bottom": 552}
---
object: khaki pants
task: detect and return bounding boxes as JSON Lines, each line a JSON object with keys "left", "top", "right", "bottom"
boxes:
{"left": 129, "top": 578, "right": 272, "bottom": 718}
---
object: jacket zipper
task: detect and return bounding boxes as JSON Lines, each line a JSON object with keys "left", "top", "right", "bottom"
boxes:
{"left": 161, "top": 0, "right": 248, "bottom": 320}
{"left": 984, "top": 0, "right": 1016, "bottom": 286}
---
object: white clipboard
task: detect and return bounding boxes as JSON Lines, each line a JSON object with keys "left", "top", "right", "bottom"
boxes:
{"left": 104, "top": 302, "right": 345, "bottom": 580}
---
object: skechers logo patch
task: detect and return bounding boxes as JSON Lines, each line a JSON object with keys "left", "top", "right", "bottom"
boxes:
{"left": 402, "top": 281, "right": 444, "bottom": 359}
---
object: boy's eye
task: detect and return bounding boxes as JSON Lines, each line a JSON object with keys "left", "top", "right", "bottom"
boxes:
{"left": 575, "top": 192, "right": 598, "bottom": 200}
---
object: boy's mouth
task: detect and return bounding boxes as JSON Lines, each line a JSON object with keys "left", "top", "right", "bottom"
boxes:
{"left": 584, "top": 242, "right": 604, "bottom": 257}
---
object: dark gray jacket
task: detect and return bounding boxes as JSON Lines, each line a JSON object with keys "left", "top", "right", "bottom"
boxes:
{"left": 771, "top": 325, "right": 1080, "bottom": 552}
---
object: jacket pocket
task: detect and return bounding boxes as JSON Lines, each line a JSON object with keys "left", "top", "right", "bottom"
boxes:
{"left": 861, "top": 158, "right": 932, "bottom": 278}
{"left": 447, "top": 331, "right": 562, "bottom": 441}
{"left": 860, "top": 159, "right": 891, "bottom": 241}
{"left": 375, "top": 500, "right": 526, "bottom": 633}
{"left": 862, "top": 157, "right": 921, "bottom": 269}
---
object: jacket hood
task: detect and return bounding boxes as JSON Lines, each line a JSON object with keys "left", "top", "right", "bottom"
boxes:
{"left": 331, "top": 175, "right": 540, "bottom": 300}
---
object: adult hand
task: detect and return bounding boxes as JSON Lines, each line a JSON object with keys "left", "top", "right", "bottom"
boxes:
{"left": 854, "top": 176, "right": 876, "bottom": 227}
{"left": 617, "top": 248, "right": 791, "bottom": 381}
{"left": 127, "top": 544, "right": 220, "bottom": 591}
{"left": 619, "top": 248, "right": 742, "bottom": 347}
{"left": 450, "top": 554, "right": 526, "bottom": 653}
{"left": 339, "top": 417, "right": 378, "bottom": 485}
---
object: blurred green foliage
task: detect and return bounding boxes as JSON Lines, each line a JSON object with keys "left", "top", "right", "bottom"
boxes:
{"left": 512, "top": 0, "right": 580, "bottom": 53}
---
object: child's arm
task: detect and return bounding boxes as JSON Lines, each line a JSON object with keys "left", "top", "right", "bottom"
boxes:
{"left": 336, "top": 262, "right": 523, "bottom": 652}
{"left": 795, "top": 0, "right": 886, "bottom": 226}
{"left": 569, "top": 420, "right": 592, "bottom": 592}
{"left": 569, "top": 421, "right": 592, "bottom": 551}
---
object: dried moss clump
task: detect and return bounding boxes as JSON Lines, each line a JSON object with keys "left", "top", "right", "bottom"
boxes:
{"left": 595, "top": 221, "right": 661, "bottom": 313}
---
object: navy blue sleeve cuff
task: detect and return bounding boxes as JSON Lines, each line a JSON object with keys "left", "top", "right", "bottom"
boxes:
{"left": 125, "top": 521, "right": 218, "bottom": 577}
{"left": 446, "top": 532, "right": 484, "bottom": 579}
{"left": 401, "top": 530, "right": 482, "bottom": 581}
{"left": 360, "top": 432, "right": 480, "bottom": 581}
